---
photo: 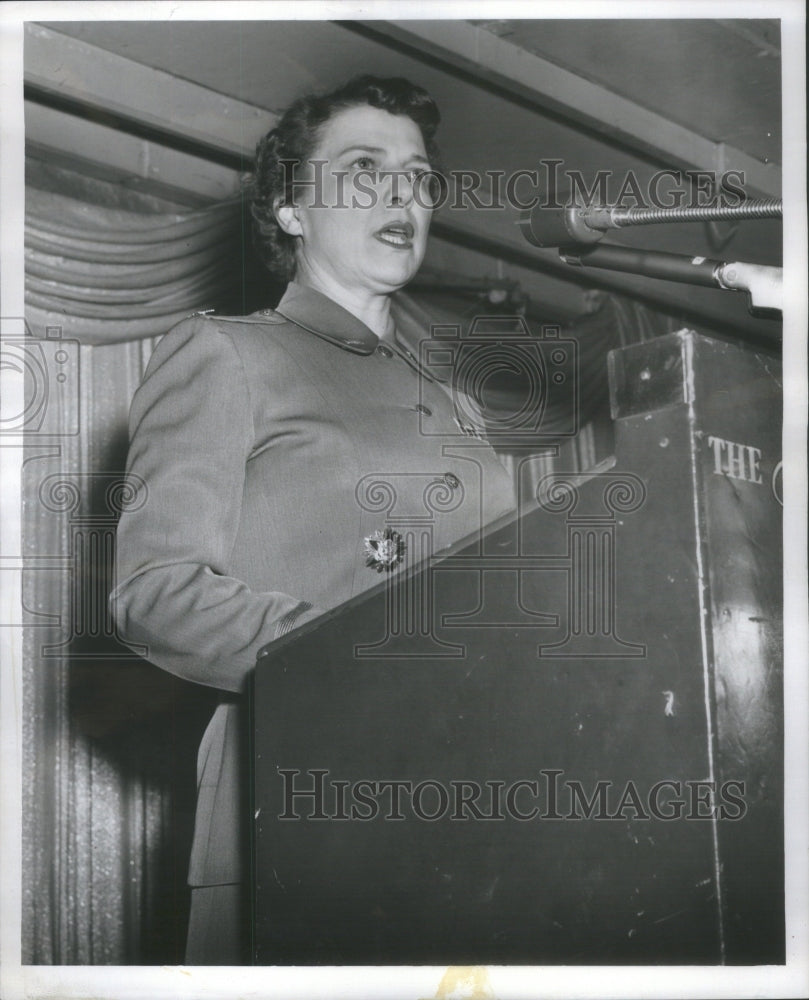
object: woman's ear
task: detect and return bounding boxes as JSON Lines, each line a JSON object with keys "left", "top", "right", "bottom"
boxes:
{"left": 274, "top": 198, "right": 303, "bottom": 237}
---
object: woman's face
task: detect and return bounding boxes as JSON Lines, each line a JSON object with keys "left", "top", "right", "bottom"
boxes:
{"left": 280, "top": 104, "right": 434, "bottom": 296}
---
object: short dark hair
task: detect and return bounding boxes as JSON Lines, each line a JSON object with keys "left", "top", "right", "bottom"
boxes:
{"left": 250, "top": 75, "right": 441, "bottom": 282}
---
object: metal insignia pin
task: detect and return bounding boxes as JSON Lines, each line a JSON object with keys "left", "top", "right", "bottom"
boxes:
{"left": 364, "top": 527, "right": 406, "bottom": 572}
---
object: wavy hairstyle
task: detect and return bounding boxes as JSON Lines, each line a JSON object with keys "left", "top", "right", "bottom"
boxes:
{"left": 250, "top": 75, "right": 441, "bottom": 282}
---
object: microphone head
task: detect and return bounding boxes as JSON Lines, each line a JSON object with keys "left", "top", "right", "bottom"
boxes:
{"left": 519, "top": 202, "right": 605, "bottom": 248}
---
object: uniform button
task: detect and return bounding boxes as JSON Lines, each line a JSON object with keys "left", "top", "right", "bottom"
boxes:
{"left": 443, "top": 472, "right": 460, "bottom": 489}
{"left": 376, "top": 344, "right": 393, "bottom": 358}
{"left": 415, "top": 404, "right": 432, "bottom": 416}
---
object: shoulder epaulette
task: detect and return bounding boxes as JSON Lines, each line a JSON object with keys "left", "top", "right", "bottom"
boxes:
{"left": 188, "top": 309, "right": 288, "bottom": 326}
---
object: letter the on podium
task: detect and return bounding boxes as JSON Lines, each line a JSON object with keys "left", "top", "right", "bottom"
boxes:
{"left": 252, "top": 331, "right": 783, "bottom": 965}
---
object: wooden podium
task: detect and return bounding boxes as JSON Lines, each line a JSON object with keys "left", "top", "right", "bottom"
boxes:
{"left": 252, "top": 330, "right": 783, "bottom": 965}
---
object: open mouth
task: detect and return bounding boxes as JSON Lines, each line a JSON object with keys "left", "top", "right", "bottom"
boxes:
{"left": 374, "top": 221, "right": 415, "bottom": 249}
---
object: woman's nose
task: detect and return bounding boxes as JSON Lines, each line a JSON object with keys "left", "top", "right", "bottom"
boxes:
{"left": 385, "top": 170, "right": 415, "bottom": 208}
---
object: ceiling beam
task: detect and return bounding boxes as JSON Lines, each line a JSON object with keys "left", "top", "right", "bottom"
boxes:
{"left": 24, "top": 23, "right": 274, "bottom": 164}
{"left": 350, "top": 19, "right": 781, "bottom": 198}
{"left": 25, "top": 102, "right": 242, "bottom": 206}
{"left": 715, "top": 19, "right": 781, "bottom": 59}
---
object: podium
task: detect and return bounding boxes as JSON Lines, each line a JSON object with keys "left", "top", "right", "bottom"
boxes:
{"left": 252, "top": 330, "right": 783, "bottom": 965}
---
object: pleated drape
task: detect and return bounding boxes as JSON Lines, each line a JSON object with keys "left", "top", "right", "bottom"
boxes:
{"left": 22, "top": 178, "right": 233, "bottom": 964}
{"left": 24, "top": 186, "right": 245, "bottom": 343}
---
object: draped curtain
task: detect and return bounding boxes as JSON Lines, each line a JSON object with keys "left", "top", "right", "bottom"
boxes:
{"left": 24, "top": 185, "right": 245, "bottom": 343}
{"left": 20, "top": 164, "right": 691, "bottom": 964}
{"left": 21, "top": 170, "right": 239, "bottom": 964}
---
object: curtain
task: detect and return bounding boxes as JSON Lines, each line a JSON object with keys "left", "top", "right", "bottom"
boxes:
{"left": 22, "top": 173, "right": 233, "bottom": 964}
{"left": 24, "top": 185, "right": 245, "bottom": 344}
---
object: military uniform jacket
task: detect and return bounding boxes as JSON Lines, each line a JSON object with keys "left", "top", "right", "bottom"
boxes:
{"left": 112, "top": 282, "right": 516, "bottom": 886}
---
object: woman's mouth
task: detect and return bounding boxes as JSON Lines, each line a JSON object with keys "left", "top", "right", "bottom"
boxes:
{"left": 374, "top": 221, "right": 415, "bottom": 249}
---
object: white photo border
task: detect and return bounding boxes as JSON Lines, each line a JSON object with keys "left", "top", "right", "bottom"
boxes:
{"left": 1, "top": 2, "right": 806, "bottom": 998}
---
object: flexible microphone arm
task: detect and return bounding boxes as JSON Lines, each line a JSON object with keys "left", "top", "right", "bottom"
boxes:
{"left": 585, "top": 199, "right": 781, "bottom": 233}
{"left": 520, "top": 199, "right": 782, "bottom": 247}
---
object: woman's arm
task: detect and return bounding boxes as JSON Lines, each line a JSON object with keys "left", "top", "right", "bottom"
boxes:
{"left": 110, "top": 315, "right": 320, "bottom": 694}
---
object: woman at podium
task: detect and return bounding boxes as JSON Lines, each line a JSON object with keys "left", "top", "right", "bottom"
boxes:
{"left": 111, "top": 75, "right": 515, "bottom": 963}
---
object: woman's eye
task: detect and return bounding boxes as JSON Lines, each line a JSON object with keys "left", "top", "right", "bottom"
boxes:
{"left": 352, "top": 157, "right": 375, "bottom": 171}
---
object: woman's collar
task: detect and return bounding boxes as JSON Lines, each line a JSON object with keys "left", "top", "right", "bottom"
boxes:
{"left": 268, "top": 282, "right": 447, "bottom": 383}
{"left": 273, "top": 282, "right": 379, "bottom": 355}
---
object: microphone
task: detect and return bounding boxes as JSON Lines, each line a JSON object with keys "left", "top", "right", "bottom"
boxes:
{"left": 520, "top": 204, "right": 605, "bottom": 248}
{"left": 520, "top": 198, "right": 782, "bottom": 249}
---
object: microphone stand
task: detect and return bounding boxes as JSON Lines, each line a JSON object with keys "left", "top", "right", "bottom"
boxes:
{"left": 558, "top": 244, "right": 782, "bottom": 316}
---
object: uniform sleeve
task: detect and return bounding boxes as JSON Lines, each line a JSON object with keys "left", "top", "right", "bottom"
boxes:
{"left": 110, "top": 316, "right": 321, "bottom": 693}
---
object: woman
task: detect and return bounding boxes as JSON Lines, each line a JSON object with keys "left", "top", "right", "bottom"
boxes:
{"left": 112, "top": 75, "right": 516, "bottom": 964}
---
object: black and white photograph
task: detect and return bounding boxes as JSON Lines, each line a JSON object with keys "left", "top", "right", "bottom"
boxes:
{"left": 0, "top": 2, "right": 806, "bottom": 998}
